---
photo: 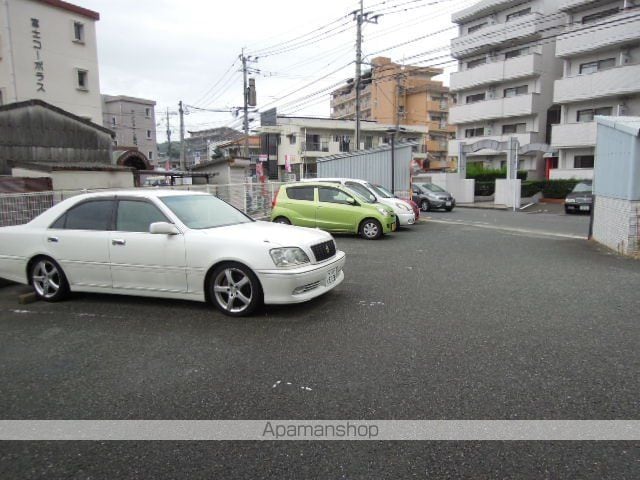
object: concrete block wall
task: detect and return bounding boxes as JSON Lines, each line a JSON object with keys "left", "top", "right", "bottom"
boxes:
{"left": 593, "top": 196, "right": 640, "bottom": 256}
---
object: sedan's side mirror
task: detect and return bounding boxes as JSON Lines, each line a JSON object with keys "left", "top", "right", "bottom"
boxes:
{"left": 150, "top": 222, "right": 180, "bottom": 235}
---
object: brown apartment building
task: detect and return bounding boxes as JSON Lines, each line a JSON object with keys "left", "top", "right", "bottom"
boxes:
{"left": 330, "top": 57, "right": 455, "bottom": 170}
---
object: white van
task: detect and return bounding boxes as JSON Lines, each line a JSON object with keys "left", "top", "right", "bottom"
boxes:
{"left": 301, "top": 178, "right": 416, "bottom": 226}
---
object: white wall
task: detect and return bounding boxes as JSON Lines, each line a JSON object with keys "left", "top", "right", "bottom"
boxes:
{"left": 495, "top": 179, "right": 522, "bottom": 208}
{"left": 549, "top": 168, "right": 594, "bottom": 180}
{"left": 429, "top": 173, "right": 475, "bottom": 204}
{"left": 11, "top": 168, "right": 134, "bottom": 190}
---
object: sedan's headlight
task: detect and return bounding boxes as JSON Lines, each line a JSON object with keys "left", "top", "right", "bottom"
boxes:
{"left": 270, "top": 247, "right": 310, "bottom": 268}
{"left": 377, "top": 207, "right": 390, "bottom": 216}
{"left": 394, "top": 202, "right": 411, "bottom": 212}
{"left": 565, "top": 198, "right": 576, "bottom": 203}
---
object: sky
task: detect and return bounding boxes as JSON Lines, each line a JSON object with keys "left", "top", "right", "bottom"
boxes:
{"left": 79, "top": 0, "right": 479, "bottom": 139}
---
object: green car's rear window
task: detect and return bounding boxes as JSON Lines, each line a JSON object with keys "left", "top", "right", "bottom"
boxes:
{"left": 287, "top": 186, "right": 314, "bottom": 201}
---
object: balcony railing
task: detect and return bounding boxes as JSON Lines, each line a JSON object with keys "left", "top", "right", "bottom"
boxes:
{"left": 450, "top": 93, "right": 542, "bottom": 124}
{"left": 551, "top": 122, "right": 598, "bottom": 149}
{"left": 556, "top": 9, "right": 640, "bottom": 57}
{"left": 450, "top": 53, "right": 543, "bottom": 92}
{"left": 553, "top": 64, "right": 640, "bottom": 103}
{"left": 451, "top": 12, "right": 549, "bottom": 59}
{"left": 302, "top": 142, "right": 329, "bottom": 153}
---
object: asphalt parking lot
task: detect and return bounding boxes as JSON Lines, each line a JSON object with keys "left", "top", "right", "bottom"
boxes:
{"left": 1, "top": 209, "right": 639, "bottom": 479}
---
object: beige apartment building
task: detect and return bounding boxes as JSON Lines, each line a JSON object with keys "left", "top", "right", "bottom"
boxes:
{"left": 330, "top": 57, "right": 455, "bottom": 170}
{"left": 0, "top": 0, "right": 102, "bottom": 123}
{"left": 448, "top": 0, "right": 564, "bottom": 179}
{"left": 550, "top": 0, "right": 640, "bottom": 180}
{"left": 102, "top": 95, "right": 158, "bottom": 167}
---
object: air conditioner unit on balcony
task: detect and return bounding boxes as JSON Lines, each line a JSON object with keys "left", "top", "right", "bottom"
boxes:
{"left": 488, "top": 13, "right": 497, "bottom": 25}
{"left": 617, "top": 103, "right": 629, "bottom": 116}
{"left": 621, "top": 50, "right": 632, "bottom": 65}
{"left": 487, "top": 87, "right": 496, "bottom": 99}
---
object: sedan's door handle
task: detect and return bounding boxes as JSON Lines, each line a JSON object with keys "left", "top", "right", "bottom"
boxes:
{"left": 47, "top": 236, "right": 59, "bottom": 243}
{"left": 112, "top": 239, "right": 126, "bottom": 246}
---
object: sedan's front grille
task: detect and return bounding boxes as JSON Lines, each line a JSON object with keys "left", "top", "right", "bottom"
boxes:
{"left": 311, "top": 240, "right": 336, "bottom": 262}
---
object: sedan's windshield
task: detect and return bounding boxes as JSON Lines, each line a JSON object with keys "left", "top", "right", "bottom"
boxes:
{"left": 345, "top": 183, "right": 376, "bottom": 203}
{"left": 161, "top": 195, "right": 253, "bottom": 229}
{"left": 572, "top": 182, "right": 593, "bottom": 193}
{"left": 368, "top": 183, "right": 393, "bottom": 199}
{"left": 421, "top": 183, "right": 446, "bottom": 193}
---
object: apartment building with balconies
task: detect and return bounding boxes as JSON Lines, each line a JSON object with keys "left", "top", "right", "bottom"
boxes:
{"left": 330, "top": 57, "right": 455, "bottom": 170}
{"left": 550, "top": 0, "right": 640, "bottom": 179}
{"left": 0, "top": 0, "right": 103, "bottom": 123}
{"left": 258, "top": 115, "right": 426, "bottom": 180}
{"left": 449, "top": 0, "right": 564, "bottom": 179}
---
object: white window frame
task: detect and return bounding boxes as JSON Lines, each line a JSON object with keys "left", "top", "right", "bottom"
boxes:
{"left": 503, "top": 85, "right": 528, "bottom": 98}
{"left": 75, "top": 69, "right": 89, "bottom": 91}
{"left": 72, "top": 21, "right": 85, "bottom": 43}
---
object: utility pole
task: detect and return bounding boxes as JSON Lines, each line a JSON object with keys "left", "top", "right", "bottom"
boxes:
{"left": 390, "top": 73, "right": 405, "bottom": 195}
{"left": 241, "top": 50, "right": 249, "bottom": 161}
{"left": 353, "top": 1, "right": 380, "bottom": 151}
{"left": 166, "top": 107, "right": 172, "bottom": 169}
{"left": 239, "top": 49, "right": 258, "bottom": 162}
{"left": 179, "top": 101, "right": 186, "bottom": 171}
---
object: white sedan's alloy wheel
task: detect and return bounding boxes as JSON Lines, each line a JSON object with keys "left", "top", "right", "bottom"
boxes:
{"left": 212, "top": 264, "right": 260, "bottom": 316}
{"left": 31, "top": 258, "right": 68, "bottom": 301}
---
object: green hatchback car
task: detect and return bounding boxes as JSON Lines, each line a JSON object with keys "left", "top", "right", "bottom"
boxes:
{"left": 271, "top": 182, "right": 396, "bottom": 240}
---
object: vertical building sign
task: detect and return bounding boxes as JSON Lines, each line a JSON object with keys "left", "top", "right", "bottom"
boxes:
{"left": 30, "top": 18, "right": 45, "bottom": 92}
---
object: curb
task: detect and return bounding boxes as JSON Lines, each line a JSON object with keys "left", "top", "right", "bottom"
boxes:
{"left": 457, "top": 204, "right": 508, "bottom": 211}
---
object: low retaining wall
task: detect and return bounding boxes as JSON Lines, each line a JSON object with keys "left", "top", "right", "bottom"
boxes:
{"left": 592, "top": 196, "right": 640, "bottom": 256}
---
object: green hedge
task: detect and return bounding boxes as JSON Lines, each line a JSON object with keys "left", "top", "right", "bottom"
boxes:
{"left": 520, "top": 180, "right": 585, "bottom": 199}
{"left": 466, "top": 164, "right": 528, "bottom": 182}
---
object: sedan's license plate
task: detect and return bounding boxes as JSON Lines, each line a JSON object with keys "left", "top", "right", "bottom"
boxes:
{"left": 580, "top": 205, "right": 590, "bottom": 211}
{"left": 445, "top": 201, "right": 452, "bottom": 207}
{"left": 326, "top": 268, "right": 337, "bottom": 286}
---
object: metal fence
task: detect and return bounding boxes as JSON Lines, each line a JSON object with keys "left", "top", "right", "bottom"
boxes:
{"left": 0, "top": 182, "right": 284, "bottom": 227}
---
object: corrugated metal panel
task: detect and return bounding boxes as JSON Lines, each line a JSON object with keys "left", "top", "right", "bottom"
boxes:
{"left": 317, "top": 143, "right": 414, "bottom": 193}
{"left": 595, "top": 120, "right": 640, "bottom": 201}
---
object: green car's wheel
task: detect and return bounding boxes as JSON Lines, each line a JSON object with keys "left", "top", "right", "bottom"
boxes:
{"left": 359, "top": 218, "right": 383, "bottom": 240}
{"left": 273, "top": 217, "right": 291, "bottom": 225}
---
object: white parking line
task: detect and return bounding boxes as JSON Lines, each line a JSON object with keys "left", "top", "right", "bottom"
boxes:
{"left": 427, "top": 219, "right": 588, "bottom": 240}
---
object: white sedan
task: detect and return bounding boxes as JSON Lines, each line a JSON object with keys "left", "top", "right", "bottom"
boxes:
{"left": 0, "top": 190, "right": 346, "bottom": 317}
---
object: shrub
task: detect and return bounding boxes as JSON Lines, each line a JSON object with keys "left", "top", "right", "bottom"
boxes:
{"left": 466, "top": 164, "right": 528, "bottom": 182}
{"left": 520, "top": 180, "right": 585, "bottom": 199}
